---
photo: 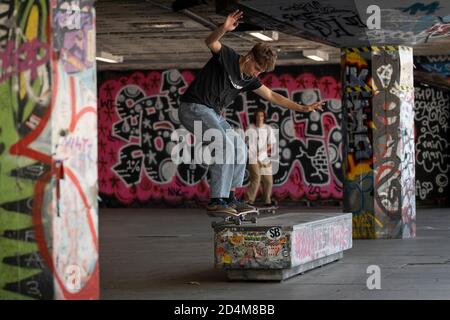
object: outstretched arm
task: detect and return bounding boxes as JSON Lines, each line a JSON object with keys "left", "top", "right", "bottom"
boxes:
{"left": 254, "top": 85, "right": 324, "bottom": 112}
{"left": 205, "top": 10, "right": 243, "bottom": 54}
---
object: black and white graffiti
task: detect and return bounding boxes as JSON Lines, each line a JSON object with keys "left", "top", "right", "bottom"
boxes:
{"left": 111, "top": 70, "right": 208, "bottom": 186}
{"left": 414, "top": 84, "right": 450, "bottom": 201}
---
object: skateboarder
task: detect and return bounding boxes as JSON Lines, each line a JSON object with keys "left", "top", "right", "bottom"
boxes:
{"left": 245, "top": 108, "right": 277, "bottom": 208}
{"left": 179, "top": 10, "right": 323, "bottom": 216}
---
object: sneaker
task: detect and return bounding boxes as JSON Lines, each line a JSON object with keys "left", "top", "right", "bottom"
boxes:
{"left": 206, "top": 199, "right": 238, "bottom": 216}
{"left": 228, "top": 197, "right": 256, "bottom": 213}
{"left": 263, "top": 200, "right": 278, "bottom": 208}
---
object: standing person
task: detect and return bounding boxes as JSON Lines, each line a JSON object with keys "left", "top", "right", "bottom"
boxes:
{"left": 178, "top": 10, "right": 323, "bottom": 216}
{"left": 245, "top": 108, "right": 277, "bottom": 208}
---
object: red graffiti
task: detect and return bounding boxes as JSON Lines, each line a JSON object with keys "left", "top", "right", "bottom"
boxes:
{"left": 10, "top": 52, "right": 98, "bottom": 299}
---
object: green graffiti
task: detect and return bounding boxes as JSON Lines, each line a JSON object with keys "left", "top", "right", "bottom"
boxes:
{"left": 0, "top": 0, "right": 53, "bottom": 300}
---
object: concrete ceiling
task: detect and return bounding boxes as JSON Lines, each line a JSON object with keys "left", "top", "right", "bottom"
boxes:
{"left": 218, "top": 0, "right": 450, "bottom": 47}
{"left": 96, "top": 0, "right": 450, "bottom": 71}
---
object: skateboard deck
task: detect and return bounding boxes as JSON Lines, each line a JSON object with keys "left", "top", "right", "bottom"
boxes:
{"left": 208, "top": 209, "right": 258, "bottom": 228}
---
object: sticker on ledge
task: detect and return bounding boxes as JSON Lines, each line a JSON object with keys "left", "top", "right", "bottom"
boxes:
{"left": 267, "top": 227, "right": 282, "bottom": 240}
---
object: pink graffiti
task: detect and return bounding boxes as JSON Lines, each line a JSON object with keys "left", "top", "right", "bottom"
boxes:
{"left": 0, "top": 39, "right": 51, "bottom": 83}
{"left": 98, "top": 69, "right": 343, "bottom": 205}
{"left": 293, "top": 220, "right": 351, "bottom": 264}
{"left": 98, "top": 71, "right": 209, "bottom": 205}
{"left": 235, "top": 72, "right": 343, "bottom": 201}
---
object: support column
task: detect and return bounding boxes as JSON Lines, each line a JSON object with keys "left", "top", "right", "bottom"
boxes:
{"left": 0, "top": 0, "right": 98, "bottom": 299}
{"left": 342, "top": 46, "right": 416, "bottom": 239}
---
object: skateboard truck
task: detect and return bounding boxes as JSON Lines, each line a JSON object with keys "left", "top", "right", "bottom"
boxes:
{"left": 255, "top": 206, "right": 278, "bottom": 214}
{"left": 208, "top": 210, "right": 258, "bottom": 228}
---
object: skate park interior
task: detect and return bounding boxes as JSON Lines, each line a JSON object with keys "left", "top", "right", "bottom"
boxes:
{"left": 1, "top": 0, "right": 450, "bottom": 300}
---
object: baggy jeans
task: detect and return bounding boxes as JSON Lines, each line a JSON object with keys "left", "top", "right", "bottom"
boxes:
{"left": 178, "top": 102, "right": 246, "bottom": 198}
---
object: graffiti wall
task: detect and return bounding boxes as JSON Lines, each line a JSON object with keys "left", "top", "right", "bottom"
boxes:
{"left": 0, "top": 0, "right": 98, "bottom": 300}
{"left": 98, "top": 65, "right": 343, "bottom": 207}
{"left": 414, "top": 84, "right": 450, "bottom": 204}
{"left": 415, "top": 55, "right": 450, "bottom": 79}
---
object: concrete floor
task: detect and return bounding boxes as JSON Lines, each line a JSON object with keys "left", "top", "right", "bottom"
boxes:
{"left": 100, "top": 207, "right": 450, "bottom": 300}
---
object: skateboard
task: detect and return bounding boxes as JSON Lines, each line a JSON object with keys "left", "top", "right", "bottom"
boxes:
{"left": 208, "top": 209, "right": 258, "bottom": 228}
{"left": 255, "top": 206, "right": 278, "bottom": 214}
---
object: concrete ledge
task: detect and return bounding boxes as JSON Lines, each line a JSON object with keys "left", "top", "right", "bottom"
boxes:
{"left": 214, "top": 212, "right": 352, "bottom": 281}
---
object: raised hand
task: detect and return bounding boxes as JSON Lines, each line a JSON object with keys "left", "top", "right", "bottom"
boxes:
{"left": 305, "top": 100, "right": 325, "bottom": 112}
{"left": 223, "top": 10, "right": 243, "bottom": 32}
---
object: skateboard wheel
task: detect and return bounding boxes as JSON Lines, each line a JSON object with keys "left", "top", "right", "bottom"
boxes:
{"left": 251, "top": 217, "right": 257, "bottom": 223}
{"left": 234, "top": 218, "right": 241, "bottom": 225}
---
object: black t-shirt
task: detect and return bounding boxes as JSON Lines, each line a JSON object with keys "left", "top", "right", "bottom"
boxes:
{"left": 180, "top": 45, "right": 262, "bottom": 114}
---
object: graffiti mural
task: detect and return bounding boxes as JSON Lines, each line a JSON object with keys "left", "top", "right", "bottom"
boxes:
{"left": 98, "top": 65, "right": 343, "bottom": 206}
{"left": 415, "top": 55, "right": 450, "bottom": 78}
{"left": 414, "top": 84, "right": 450, "bottom": 203}
{"left": 277, "top": 1, "right": 366, "bottom": 41}
{"left": 0, "top": 0, "right": 98, "bottom": 300}
{"left": 0, "top": 0, "right": 54, "bottom": 300}
{"left": 219, "top": 0, "right": 450, "bottom": 47}
{"left": 363, "top": 8, "right": 450, "bottom": 45}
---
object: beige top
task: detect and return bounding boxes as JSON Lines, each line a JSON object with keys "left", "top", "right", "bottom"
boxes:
{"left": 246, "top": 123, "right": 276, "bottom": 168}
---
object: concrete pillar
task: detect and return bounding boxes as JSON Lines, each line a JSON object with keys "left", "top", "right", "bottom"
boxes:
{"left": 342, "top": 46, "right": 416, "bottom": 239}
{"left": 0, "top": 0, "right": 98, "bottom": 299}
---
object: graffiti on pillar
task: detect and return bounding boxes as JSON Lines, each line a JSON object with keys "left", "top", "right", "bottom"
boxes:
{"left": 0, "top": 1, "right": 14, "bottom": 49}
{"left": 372, "top": 47, "right": 416, "bottom": 238}
{"left": 343, "top": 51, "right": 375, "bottom": 239}
{"left": 0, "top": 0, "right": 98, "bottom": 300}
{"left": 98, "top": 66, "right": 343, "bottom": 206}
{"left": 414, "top": 84, "right": 450, "bottom": 202}
{"left": 53, "top": 0, "right": 95, "bottom": 74}
{"left": 50, "top": 0, "right": 98, "bottom": 299}
{"left": 345, "top": 47, "right": 416, "bottom": 239}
